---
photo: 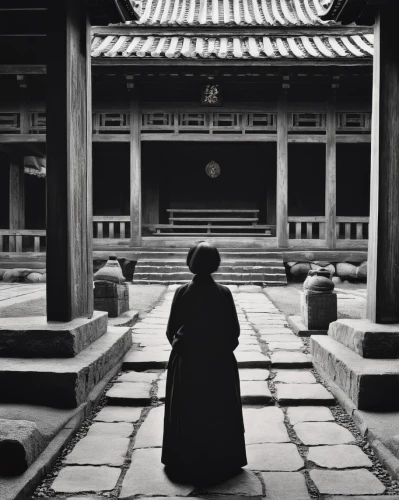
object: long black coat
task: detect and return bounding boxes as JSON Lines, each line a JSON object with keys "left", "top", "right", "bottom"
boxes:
{"left": 161, "top": 274, "right": 247, "bottom": 480}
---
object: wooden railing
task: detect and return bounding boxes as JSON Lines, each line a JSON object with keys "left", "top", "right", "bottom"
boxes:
{"left": 0, "top": 230, "right": 46, "bottom": 252}
{"left": 93, "top": 216, "right": 130, "bottom": 239}
{"left": 336, "top": 217, "right": 369, "bottom": 240}
{"left": 288, "top": 217, "right": 326, "bottom": 240}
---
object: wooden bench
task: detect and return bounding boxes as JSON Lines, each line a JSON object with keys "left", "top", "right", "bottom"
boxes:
{"left": 146, "top": 209, "right": 274, "bottom": 236}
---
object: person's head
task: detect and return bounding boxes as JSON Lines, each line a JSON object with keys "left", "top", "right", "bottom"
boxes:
{"left": 187, "top": 241, "right": 221, "bottom": 275}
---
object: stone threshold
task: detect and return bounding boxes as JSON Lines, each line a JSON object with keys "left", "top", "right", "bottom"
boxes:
{"left": 287, "top": 314, "right": 328, "bottom": 337}
{"left": 313, "top": 360, "right": 399, "bottom": 482}
{"left": 0, "top": 360, "right": 123, "bottom": 500}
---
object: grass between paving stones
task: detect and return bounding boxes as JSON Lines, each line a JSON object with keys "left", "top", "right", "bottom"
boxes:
{"left": 310, "top": 368, "right": 399, "bottom": 495}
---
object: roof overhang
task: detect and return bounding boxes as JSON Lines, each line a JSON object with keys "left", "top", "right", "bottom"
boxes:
{"left": 320, "top": 0, "right": 396, "bottom": 25}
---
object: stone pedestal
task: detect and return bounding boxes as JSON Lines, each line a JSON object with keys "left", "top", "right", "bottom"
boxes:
{"left": 94, "top": 281, "right": 129, "bottom": 318}
{"left": 301, "top": 291, "right": 337, "bottom": 331}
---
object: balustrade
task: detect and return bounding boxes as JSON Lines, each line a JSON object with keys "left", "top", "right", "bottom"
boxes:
{"left": 93, "top": 216, "right": 130, "bottom": 239}
{"left": 0, "top": 230, "right": 45, "bottom": 252}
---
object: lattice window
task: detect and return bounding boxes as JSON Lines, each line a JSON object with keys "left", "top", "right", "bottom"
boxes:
{"left": 0, "top": 113, "right": 20, "bottom": 133}
{"left": 290, "top": 113, "right": 326, "bottom": 131}
{"left": 246, "top": 113, "right": 276, "bottom": 131}
{"left": 337, "top": 112, "right": 371, "bottom": 132}
{"left": 141, "top": 113, "right": 174, "bottom": 129}
{"left": 212, "top": 113, "right": 240, "bottom": 129}
{"left": 96, "top": 113, "right": 130, "bottom": 133}
{"left": 179, "top": 113, "right": 206, "bottom": 128}
{"left": 30, "top": 113, "right": 46, "bottom": 134}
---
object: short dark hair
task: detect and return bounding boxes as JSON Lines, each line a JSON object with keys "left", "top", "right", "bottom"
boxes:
{"left": 186, "top": 241, "right": 221, "bottom": 275}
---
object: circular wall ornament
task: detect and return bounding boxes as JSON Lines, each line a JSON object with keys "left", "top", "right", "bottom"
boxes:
{"left": 205, "top": 161, "right": 221, "bottom": 178}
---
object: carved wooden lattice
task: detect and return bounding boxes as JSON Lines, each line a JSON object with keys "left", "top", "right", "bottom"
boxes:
{"left": 246, "top": 113, "right": 276, "bottom": 130}
{"left": 94, "top": 113, "right": 130, "bottom": 133}
{"left": 212, "top": 113, "right": 240, "bottom": 130}
{"left": 0, "top": 113, "right": 20, "bottom": 133}
{"left": 337, "top": 113, "right": 371, "bottom": 132}
{"left": 141, "top": 113, "right": 174, "bottom": 129}
{"left": 179, "top": 113, "right": 206, "bottom": 128}
{"left": 30, "top": 113, "right": 46, "bottom": 134}
{"left": 290, "top": 113, "right": 326, "bottom": 131}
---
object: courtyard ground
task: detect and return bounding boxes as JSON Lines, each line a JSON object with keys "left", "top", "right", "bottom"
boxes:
{"left": 1, "top": 281, "right": 398, "bottom": 499}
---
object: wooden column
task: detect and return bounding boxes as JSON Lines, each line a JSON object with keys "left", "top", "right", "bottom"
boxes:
{"left": 46, "top": 0, "right": 93, "bottom": 322}
{"left": 130, "top": 98, "right": 142, "bottom": 246}
{"left": 9, "top": 158, "right": 25, "bottom": 252}
{"left": 325, "top": 93, "right": 337, "bottom": 249}
{"left": 367, "top": 5, "right": 399, "bottom": 323}
{"left": 277, "top": 88, "right": 289, "bottom": 247}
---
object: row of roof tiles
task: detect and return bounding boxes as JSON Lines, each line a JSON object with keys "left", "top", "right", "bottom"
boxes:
{"left": 130, "top": 0, "right": 331, "bottom": 26}
{"left": 91, "top": 33, "right": 373, "bottom": 59}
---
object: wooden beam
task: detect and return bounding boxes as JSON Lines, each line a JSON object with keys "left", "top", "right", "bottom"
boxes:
{"left": 130, "top": 97, "right": 141, "bottom": 246}
{"left": 277, "top": 88, "right": 289, "bottom": 248}
{"left": 325, "top": 92, "right": 337, "bottom": 249}
{"left": 46, "top": 0, "right": 92, "bottom": 321}
{"left": 367, "top": 5, "right": 399, "bottom": 323}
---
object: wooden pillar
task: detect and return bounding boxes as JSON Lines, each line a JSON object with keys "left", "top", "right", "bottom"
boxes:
{"left": 277, "top": 88, "right": 289, "bottom": 247}
{"left": 130, "top": 98, "right": 142, "bottom": 246}
{"left": 367, "top": 5, "right": 399, "bottom": 323}
{"left": 325, "top": 92, "right": 337, "bottom": 249}
{"left": 46, "top": 0, "right": 93, "bottom": 322}
{"left": 9, "top": 159, "right": 25, "bottom": 230}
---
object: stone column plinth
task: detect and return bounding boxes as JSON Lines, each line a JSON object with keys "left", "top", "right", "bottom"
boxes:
{"left": 94, "top": 281, "right": 129, "bottom": 318}
{"left": 301, "top": 291, "right": 338, "bottom": 331}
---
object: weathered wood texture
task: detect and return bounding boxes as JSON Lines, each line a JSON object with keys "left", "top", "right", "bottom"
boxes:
{"left": 46, "top": 0, "right": 93, "bottom": 321}
{"left": 130, "top": 98, "right": 142, "bottom": 246}
{"left": 277, "top": 89, "right": 288, "bottom": 248}
{"left": 367, "top": 6, "right": 399, "bottom": 323}
{"left": 325, "top": 94, "right": 337, "bottom": 249}
{"left": 9, "top": 159, "right": 25, "bottom": 230}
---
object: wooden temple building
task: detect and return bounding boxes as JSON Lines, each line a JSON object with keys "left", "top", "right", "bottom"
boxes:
{"left": 0, "top": 0, "right": 374, "bottom": 281}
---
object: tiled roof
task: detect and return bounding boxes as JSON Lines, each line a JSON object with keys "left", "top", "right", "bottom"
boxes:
{"left": 91, "top": 33, "right": 373, "bottom": 59}
{"left": 132, "top": 0, "right": 332, "bottom": 26}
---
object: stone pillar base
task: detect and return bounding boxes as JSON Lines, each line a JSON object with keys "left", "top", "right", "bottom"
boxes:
{"left": 301, "top": 291, "right": 337, "bottom": 330}
{"left": 94, "top": 281, "right": 129, "bottom": 318}
{"left": 329, "top": 319, "right": 399, "bottom": 358}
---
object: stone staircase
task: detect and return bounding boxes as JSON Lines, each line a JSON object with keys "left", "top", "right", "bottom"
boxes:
{"left": 132, "top": 250, "right": 287, "bottom": 286}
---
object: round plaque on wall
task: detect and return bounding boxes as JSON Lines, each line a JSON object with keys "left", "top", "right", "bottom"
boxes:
{"left": 205, "top": 161, "right": 221, "bottom": 178}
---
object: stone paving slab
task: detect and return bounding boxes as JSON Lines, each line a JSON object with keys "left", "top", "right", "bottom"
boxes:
{"left": 123, "top": 350, "right": 169, "bottom": 370}
{"left": 244, "top": 407, "right": 289, "bottom": 444}
{"left": 260, "top": 334, "right": 300, "bottom": 342}
{"left": 309, "top": 469, "right": 385, "bottom": 495}
{"left": 276, "top": 383, "right": 335, "bottom": 405}
{"left": 235, "top": 351, "right": 271, "bottom": 368}
{"left": 87, "top": 422, "right": 133, "bottom": 438}
{"left": 274, "top": 370, "right": 317, "bottom": 384}
{"left": 117, "top": 371, "right": 159, "bottom": 383}
{"left": 106, "top": 381, "right": 151, "bottom": 405}
{"left": 270, "top": 351, "right": 313, "bottom": 368}
{"left": 133, "top": 406, "right": 164, "bottom": 449}
{"left": 239, "top": 368, "right": 270, "bottom": 381}
{"left": 236, "top": 344, "right": 262, "bottom": 352}
{"left": 246, "top": 443, "right": 304, "bottom": 471}
{"left": 157, "top": 379, "right": 166, "bottom": 400}
{"left": 64, "top": 436, "right": 129, "bottom": 466}
{"left": 94, "top": 406, "right": 142, "bottom": 423}
{"left": 286, "top": 406, "right": 334, "bottom": 425}
{"left": 52, "top": 466, "right": 120, "bottom": 493}
{"left": 201, "top": 469, "right": 263, "bottom": 496}
{"left": 262, "top": 472, "right": 311, "bottom": 500}
{"left": 258, "top": 328, "right": 294, "bottom": 335}
{"left": 267, "top": 342, "right": 304, "bottom": 351}
{"left": 120, "top": 448, "right": 194, "bottom": 498}
{"left": 307, "top": 444, "right": 372, "bottom": 469}
{"left": 240, "top": 381, "right": 273, "bottom": 404}
{"left": 294, "top": 422, "right": 355, "bottom": 445}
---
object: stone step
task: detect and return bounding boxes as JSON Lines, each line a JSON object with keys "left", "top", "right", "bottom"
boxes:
{"left": 311, "top": 335, "right": 399, "bottom": 410}
{"left": 133, "top": 279, "right": 286, "bottom": 286}
{"left": 135, "top": 265, "right": 285, "bottom": 273}
{"left": 133, "top": 272, "right": 287, "bottom": 281}
{"left": 0, "top": 327, "right": 132, "bottom": 408}
{"left": 135, "top": 259, "right": 284, "bottom": 267}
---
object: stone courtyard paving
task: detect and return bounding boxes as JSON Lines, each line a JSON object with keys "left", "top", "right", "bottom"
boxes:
{"left": 30, "top": 285, "right": 399, "bottom": 500}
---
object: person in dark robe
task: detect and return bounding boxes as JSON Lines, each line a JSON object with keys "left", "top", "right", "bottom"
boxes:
{"left": 162, "top": 241, "right": 247, "bottom": 485}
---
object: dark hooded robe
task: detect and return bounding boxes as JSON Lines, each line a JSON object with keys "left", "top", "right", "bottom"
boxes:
{"left": 161, "top": 274, "right": 247, "bottom": 482}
